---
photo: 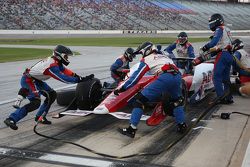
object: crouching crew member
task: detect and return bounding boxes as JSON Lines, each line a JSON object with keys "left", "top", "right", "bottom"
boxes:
{"left": 5, "top": 45, "right": 94, "bottom": 130}
{"left": 110, "top": 48, "right": 135, "bottom": 85}
{"left": 231, "top": 39, "right": 250, "bottom": 84}
{"left": 114, "top": 42, "right": 186, "bottom": 138}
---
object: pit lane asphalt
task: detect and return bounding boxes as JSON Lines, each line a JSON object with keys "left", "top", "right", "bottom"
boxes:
{"left": 0, "top": 37, "right": 250, "bottom": 167}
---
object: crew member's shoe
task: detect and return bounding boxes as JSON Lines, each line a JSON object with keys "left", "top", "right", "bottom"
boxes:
{"left": 177, "top": 122, "right": 187, "bottom": 133}
{"left": 118, "top": 126, "right": 137, "bottom": 138}
{"left": 35, "top": 116, "right": 52, "bottom": 125}
{"left": 4, "top": 118, "right": 18, "bottom": 130}
{"left": 220, "top": 98, "right": 234, "bottom": 104}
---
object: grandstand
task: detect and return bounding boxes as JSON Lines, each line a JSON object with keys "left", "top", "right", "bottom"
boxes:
{"left": 0, "top": 0, "right": 249, "bottom": 30}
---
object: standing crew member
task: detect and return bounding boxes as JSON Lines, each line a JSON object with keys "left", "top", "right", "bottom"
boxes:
{"left": 194, "top": 13, "right": 234, "bottom": 104}
{"left": 5, "top": 45, "right": 94, "bottom": 130}
{"left": 164, "top": 32, "right": 195, "bottom": 73}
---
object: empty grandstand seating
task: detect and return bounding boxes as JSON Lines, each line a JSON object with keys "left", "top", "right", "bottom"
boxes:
{"left": 0, "top": 0, "right": 249, "bottom": 30}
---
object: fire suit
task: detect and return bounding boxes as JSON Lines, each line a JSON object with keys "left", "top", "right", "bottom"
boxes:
{"left": 9, "top": 57, "right": 79, "bottom": 123}
{"left": 120, "top": 53, "right": 185, "bottom": 127}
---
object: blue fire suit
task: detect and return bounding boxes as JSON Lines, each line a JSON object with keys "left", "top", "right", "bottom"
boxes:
{"left": 120, "top": 53, "right": 185, "bottom": 127}
{"left": 203, "top": 26, "right": 233, "bottom": 100}
{"left": 164, "top": 40, "right": 195, "bottom": 73}
{"left": 110, "top": 55, "right": 130, "bottom": 83}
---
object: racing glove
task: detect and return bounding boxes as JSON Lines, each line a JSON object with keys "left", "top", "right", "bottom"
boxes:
{"left": 74, "top": 73, "right": 81, "bottom": 80}
{"left": 85, "top": 74, "right": 94, "bottom": 80}
{"left": 78, "top": 74, "right": 95, "bottom": 82}
{"left": 114, "top": 87, "right": 126, "bottom": 96}
{"left": 201, "top": 45, "right": 209, "bottom": 52}
{"left": 192, "top": 53, "right": 211, "bottom": 66}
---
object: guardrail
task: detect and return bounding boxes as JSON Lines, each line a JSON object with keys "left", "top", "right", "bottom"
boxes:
{"left": 0, "top": 30, "right": 249, "bottom": 35}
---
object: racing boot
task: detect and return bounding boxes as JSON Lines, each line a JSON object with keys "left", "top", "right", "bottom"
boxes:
{"left": 118, "top": 125, "right": 137, "bottom": 138}
{"left": 4, "top": 118, "right": 18, "bottom": 130}
{"left": 13, "top": 95, "right": 24, "bottom": 109}
{"left": 219, "top": 97, "right": 234, "bottom": 104}
{"left": 35, "top": 116, "right": 52, "bottom": 125}
{"left": 177, "top": 122, "right": 187, "bottom": 134}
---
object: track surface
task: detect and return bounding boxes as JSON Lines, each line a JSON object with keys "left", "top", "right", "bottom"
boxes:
{"left": 0, "top": 37, "right": 249, "bottom": 167}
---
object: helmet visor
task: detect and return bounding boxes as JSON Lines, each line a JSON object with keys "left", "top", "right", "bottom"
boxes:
{"left": 178, "top": 37, "right": 187, "bottom": 45}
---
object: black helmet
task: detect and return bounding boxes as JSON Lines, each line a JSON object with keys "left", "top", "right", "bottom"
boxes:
{"left": 53, "top": 45, "right": 73, "bottom": 66}
{"left": 209, "top": 13, "right": 224, "bottom": 31}
{"left": 135, "top": 41, "right": 157, "bottom": 57}
{"left": 124, "top": 47, "right": 135, "bottom": 62}
{"left": 232, "top": 39, "right": 244, "bottom": 52}
{"left": 177, "top": 32, "right": 188, "bottom": 45}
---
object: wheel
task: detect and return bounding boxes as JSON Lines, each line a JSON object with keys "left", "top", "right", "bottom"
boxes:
{"left": 76, "top": 78, "right": 103, "bottom": 110}
{"left": 56, "top": 89, "right": 76, "bottom": 106}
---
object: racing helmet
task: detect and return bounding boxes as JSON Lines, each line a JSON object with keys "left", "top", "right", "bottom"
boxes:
{"left": 53, "top": 45, "right": 73, "bottom": 66}
{"left": 232, "top": 39, "right": 244, "bottom": 52}
{"left": 124, "top": 47, "right": 135, "bottom": 62}
{"left": 135, "top": 41, "right": 157, "bottom": 58}
{"left": 209, "top": 13, "right": 224, "bottom": 31}
{"left": 177, "top": 32, "right": 188, "bottom": 45}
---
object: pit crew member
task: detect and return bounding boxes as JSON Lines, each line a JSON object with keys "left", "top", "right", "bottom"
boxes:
{"left": 164, "top": 32, "right": 195, "bottom": 73}
{"left": 194, "top": 13, "right": 234, "bottom": 104}
{"left": 110, "top": 48, "right": 135, "bottom": 85}
{"left": 232, "top": 39, "right": 250, "bottom": 84}
{"left": 4, "top": 45, "right": 94, "bottom": 130}
{"left": 114, "top": 42, "right": 186, "bottom": 138}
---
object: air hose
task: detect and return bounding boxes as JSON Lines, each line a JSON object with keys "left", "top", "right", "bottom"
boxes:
{"left": 33, "top": 100, "right": 221, "bottom": 159}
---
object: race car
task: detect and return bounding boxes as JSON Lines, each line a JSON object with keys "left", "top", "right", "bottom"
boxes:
{"left": 54, "top": 57, "right": 214, "bottom": 126}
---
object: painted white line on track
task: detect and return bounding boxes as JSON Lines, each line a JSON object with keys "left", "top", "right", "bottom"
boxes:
{"left": 40, "top": 154, "right": 113, "bottom": 167}
{"left": 0, "top": 147, "right": 112, "bottom": 167}
{"left": 193, "top": 126, "right": 213, "bottom": 130}
{"left": 241, "top": 140, "right": 250, "bottom": 167}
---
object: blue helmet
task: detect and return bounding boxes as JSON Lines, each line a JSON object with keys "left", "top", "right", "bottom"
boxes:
{"left": 209, "top": 13, "right": 224, "bottom": 31}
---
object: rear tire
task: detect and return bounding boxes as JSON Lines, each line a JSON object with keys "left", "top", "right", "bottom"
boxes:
{"left": 76, "top": 78, "right": 103, "bottom": 110}
{"left": 57, "top": 89, "right": 76, "bottom": 106}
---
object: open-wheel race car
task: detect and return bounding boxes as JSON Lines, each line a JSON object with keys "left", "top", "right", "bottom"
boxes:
{"left": 54, "top": 57, "right": 215, "bottom": 126}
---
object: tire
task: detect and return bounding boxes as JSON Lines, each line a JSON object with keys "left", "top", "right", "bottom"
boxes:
{"left": 76, "top": 78, "right": 103, "bottom": 110}
{"left": 56, "top": 89, "right": 76, "bottom": 106}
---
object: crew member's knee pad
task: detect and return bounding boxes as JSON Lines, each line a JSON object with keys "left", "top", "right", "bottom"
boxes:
{"left": 18, "top": 88, "right": 29, "bottom": 98}
{"left": 24, "top": 99, "right": 41, "bottom": 112}
{"left": 162, "top": 93, "right": 173, "bottom": 116}
{"left": 132, "top": 92, "right": 149, "bottom": 109}
{"left": 163, "top": 94, "right": 184, "bottom": 116}
{"left": 49, "top": 90, "right": 57, "bottom": 104}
